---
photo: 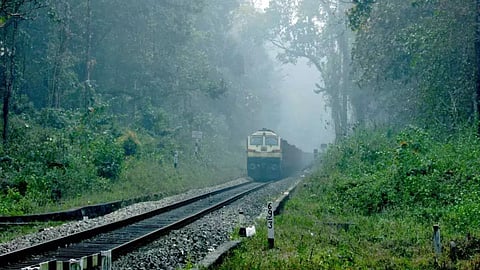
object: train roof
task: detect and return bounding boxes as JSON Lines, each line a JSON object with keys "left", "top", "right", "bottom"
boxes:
{"left": 250, "top": 128, "right": 278, "bottom": 137}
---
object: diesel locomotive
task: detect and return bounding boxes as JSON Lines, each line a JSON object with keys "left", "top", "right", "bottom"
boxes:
{"left": 246, "top": 128, "right": 305, "bottom": 181}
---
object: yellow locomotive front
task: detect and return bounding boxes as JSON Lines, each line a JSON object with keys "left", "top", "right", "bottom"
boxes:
{"left": 246, "top": 128, "right": 282, "bottom": 181}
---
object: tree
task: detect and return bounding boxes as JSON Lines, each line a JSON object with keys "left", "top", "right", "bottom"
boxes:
{"left": 0, "top": 0, "right": 45, "bottom": 146}
{"left": 348, "top": 0, "right": 477, "bottom": 132}
{"left": 203, "top": 1, "right": 279, "bottom": 138}
{"left": 264, "top": 0, "right": 354, "bottom": 141}
{"left": 0, "top": 0, "right": 279, "bottom": 150}
{"left": 476, "top": 0, "right": 480, "bottom": 135}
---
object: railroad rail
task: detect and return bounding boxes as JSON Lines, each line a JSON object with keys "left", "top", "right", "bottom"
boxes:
{"left": 0, "top": 193, "right": 167, "bottom": 224}
{"left": 1, "top": 181, "right": 267, "bottom": 270}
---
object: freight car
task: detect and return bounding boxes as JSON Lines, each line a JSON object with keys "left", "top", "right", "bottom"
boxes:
{"left": 246, "top": 128, "right": 305, "bottom": 181}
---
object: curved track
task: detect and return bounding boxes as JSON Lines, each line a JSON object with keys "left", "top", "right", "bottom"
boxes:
{"left": 1, "top": 181, "right": 266, "bottom": 270}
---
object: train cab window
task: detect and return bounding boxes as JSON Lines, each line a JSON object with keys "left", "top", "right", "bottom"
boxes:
{"left": 250, "top": 136, "right": 263, "bottom": 146}
{"left": 265, "top": 136, "right": 278, "bottom": 146}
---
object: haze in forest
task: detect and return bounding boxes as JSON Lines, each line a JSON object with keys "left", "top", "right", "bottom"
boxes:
{"left": 270, "top": 59, "right": 334, "bottom": 152}
{"left": 1, "top": 0, "right": 478, "bottom": 228}
{"left": 247, "top": 0, "right": 332, "bottom": 152}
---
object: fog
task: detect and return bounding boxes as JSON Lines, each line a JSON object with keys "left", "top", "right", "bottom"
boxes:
{"left": 273, "top": 59, "right": 335, "bottom": 152}
{"left": 254, "top": 55, "right": 335, "bottom": 152}
{"left": 248, "top": 0, "right": 334, "bottom": 152}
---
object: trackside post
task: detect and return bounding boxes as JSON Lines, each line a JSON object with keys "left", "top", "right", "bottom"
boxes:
{"left": 433, "top": 224, "right": 441, "bottom": 264}
{"left": 267, "top": 202, "right": 274, "bottom": 249}
{"left": 238, "top": 210, "right": 246, "bottom": 237}
{"left": 69, "top": 259, "right": 81, "bottom": 270}
{"left": 101, "top": 250, "right": 112, "bottom": 270}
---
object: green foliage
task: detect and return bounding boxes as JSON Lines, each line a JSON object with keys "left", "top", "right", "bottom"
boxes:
{"left": 120, "top": 130, "right": 140, "bottom": 156}
{"left": 122, "top": 137, "right": 138, "bottom": 156}
{"left": 90, "top": 136, "right": 124, "bottom": 180}
{"left": 219, "top": 179, "right": 434, "bottom": 269}
{"left": 346, "top": 0, "right": 375, "bottom": 31}
{"left": 38, "top": 108, "right": 69, "bottom": 129}
{"left": 0, "top": 101, "right": 245, "bottom": 216}
{"left": 0, "top": 0, "right": 272, "bottom": 218}
{"left": 349, "top": 0, "right": 476, "bottom": 129}
{"left": 0, "top": 109, "right": 121, "bottom": 214}
{"left": 322, "top": 126, "right": 480, "bottom": 236}
{"left": 0, "top": 188, "right": 27, "bottom": 215}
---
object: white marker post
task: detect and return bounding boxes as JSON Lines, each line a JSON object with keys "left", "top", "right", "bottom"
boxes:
{"left": 267, "top": 202, "right": 274, "bottom": 249}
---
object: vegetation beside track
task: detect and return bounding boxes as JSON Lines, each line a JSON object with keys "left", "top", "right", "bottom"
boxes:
{"left": 0, "top": 108, "right": 244, "bottom": 216}
{"left": 0, "top": 109, "right": 244, "bottom": 243}
{"left": 217, "top": 126, "right": 480, "bottom": 269}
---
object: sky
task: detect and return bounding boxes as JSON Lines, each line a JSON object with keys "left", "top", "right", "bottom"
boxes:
{"left": 252, "top": 0, "right": 269, "bottom": 10}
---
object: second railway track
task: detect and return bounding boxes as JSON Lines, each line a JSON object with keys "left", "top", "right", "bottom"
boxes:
{"left": 1, "top": 181, "right": 267, "bottom": 270}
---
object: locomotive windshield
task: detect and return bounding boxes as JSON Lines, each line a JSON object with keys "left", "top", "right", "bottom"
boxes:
{"left": 265, "top": 135, "right": 279, "bottom": 146}
{"left": 250, "top": 135, "right": 263, "bottom": 146}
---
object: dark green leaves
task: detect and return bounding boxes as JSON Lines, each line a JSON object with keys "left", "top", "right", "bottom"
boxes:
{"left": 347, "top": 0, "right": 375, "bottom": 31}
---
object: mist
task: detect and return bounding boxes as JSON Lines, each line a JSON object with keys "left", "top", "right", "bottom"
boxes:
{"left": 253, "top": 55, "right": 334, "bottom": 153}
{"left": 274, "top": 59, "right": 334, "bottom": 152}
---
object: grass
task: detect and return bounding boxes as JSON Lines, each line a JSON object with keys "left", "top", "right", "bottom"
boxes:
{"left": 217, "top": 175, "right": 438, "bottom": 270}
{"left": 0, "top": 221, "right": 65, "bottom": 243}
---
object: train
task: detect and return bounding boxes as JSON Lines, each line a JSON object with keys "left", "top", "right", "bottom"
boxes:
{"left": 246, "top": 128, "right": 308, "bottom": 181}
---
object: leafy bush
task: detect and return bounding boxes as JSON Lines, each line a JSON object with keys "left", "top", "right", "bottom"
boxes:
{"left": 0, "top": 110, "right": 123, "bottom": 214}
{"left": 0, "top": 188, "right": 26, "bottom": 215}
{"left": 118, "top": 130, "right": 141, "bottom": 156}
{"left": 323, "top": 126, "right": 480, "bottom": 230}
{"left": 90, "top": 137, "right": 124, "bottom": 180}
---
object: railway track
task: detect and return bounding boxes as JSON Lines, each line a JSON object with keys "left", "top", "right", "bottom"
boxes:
{"left": 1, "top": 181, "right": 267, "bottom": 270}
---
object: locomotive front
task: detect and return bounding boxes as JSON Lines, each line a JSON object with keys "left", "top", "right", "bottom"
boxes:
{"left": 246, "top": 128, "right": 282, "bottom": 181}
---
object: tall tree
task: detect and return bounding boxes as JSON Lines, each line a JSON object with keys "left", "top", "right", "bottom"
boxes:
{"left": 200, "top": 1, "right": 279, "bottom": 138}
{"left": 476, "top": 0, "right": 480, "bottom": 135}
{"left": 46, "top": 1, "right": 76, "bottom": 109}
{"left": 83, "top": 0, "right": 93, "bottom": 111}
{"left": 264, "top": 0, "right": 354, "bottom": 141}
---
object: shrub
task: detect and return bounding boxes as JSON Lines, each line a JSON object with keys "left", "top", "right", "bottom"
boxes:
{"left": 118, "top": 130, "right": 141, "bottom": 156}
{"left": 323, "top": 126, "right": 480, "bottom": 221}
{"left": 90, "top": 137, "right": 124, "bottom": 180}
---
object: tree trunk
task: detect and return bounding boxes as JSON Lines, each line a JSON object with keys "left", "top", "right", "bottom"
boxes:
{"left": 2, "top": 63, "right": 10, "bottom": 146}
{"left": 476, "top": 0, "right": 480, "bottom": 135}
{"left": 339, "top": 30, "right": 351, "bottom": 136}
{"left": 83, "top": 0, "right": 92, "bottom": 111}
{"left": 2, "top": 19, "right": 18, "bottom": 146}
